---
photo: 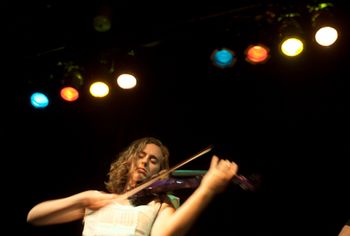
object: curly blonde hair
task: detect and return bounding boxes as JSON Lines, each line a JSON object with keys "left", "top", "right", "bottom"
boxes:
{"left": 105, "top": 137, "right": 170, "bottom": 194}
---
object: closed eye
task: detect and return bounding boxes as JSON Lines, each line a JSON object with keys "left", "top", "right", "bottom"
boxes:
{"left": 150, "top": 156, "right": 159, "bottom": 164}
{"left": 138, "top": 151, "right": 160, "bottom": 165}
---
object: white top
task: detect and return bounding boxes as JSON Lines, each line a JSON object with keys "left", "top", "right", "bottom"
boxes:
{"left": 82, "top": 201, "right": 161, "bottom": 236}
{"left": 82, "top": 193, "right": 180, "bottom": 236}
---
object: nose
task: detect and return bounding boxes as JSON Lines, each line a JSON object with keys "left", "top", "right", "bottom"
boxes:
{"left": 140, "top": 156, "right": 149, "bottom": 167}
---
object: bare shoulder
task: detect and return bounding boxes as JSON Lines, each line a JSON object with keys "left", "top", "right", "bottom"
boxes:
{"left": 339, "top": 224, "right": 350, "bottom": 236}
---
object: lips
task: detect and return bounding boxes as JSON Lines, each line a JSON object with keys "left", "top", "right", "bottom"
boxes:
{"left": 137, "top": 168, "right": 148, "bottom": 177}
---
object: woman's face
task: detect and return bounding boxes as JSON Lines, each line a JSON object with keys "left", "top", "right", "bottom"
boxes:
{"left": 129, "top": 143, "right": 163, "bottom": 186}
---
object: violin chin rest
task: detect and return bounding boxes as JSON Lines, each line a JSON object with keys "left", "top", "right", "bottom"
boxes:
{"left": 167, "top": 194, "right": 180, "bottom": 208}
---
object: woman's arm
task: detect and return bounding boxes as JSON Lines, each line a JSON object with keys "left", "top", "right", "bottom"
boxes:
{"left": 151, "top": 155, "right": 238, "bottom": 236}
{"left": 27, "top": 190, "right": 117, "bottom": 226}
{"left": 339, "top": 221, "right": 350, "bottom": 236}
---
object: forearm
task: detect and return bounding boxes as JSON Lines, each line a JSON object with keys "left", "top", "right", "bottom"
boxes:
{"left": 27, "top": 195, "right": 85, "bottom": 226}
{"left": 154, "top": 186, "right": 216, "bottom": 236}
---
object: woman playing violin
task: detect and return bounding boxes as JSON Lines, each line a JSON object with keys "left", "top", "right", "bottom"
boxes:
{"left": 27, "top": 137, "right": 238, "bottom": 236}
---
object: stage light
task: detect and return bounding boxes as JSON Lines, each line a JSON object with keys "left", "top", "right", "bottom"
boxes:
{"left": 245, "top": 44, "right": 270, "bottom": 64}
{"left": 30, "top": 92, "right": 49, "bottom": 109}
{"left": 93, "top": 4, "right": 112, "bottom": 32}
{"left": 60, "top": 87, "right": 79, "bottom": 102}
{"left": 59, "top": 63, "right": 84, "bottom": 102}
{"left": 309, "top": 2, "right": 338, "bottom": 47}
{"left": 89, "top": 81, "right": 109, "bottom": 98}
{"left": 116, "top": 73, "right": 137, "bottom": 89}
{"left": 210, "top": 47, "right": 237, "bottom": 69}
{"left": 280, "top": 38, "right": 304, "bottom": 57}
{"left": 278, "top": 13, "right": 305, "bottom": 57}
{"left": 314, "top": 26, "right": 338, "bottom": 46}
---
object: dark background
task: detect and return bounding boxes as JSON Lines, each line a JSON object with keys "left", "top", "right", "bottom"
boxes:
{"left": 4, "top": 0, "right": 350, "bottom": 235}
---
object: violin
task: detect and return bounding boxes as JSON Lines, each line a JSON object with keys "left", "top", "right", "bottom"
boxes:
{"left": 122, "top": 146, "right": 260, "bottom": 203}
{"left": 129, "top": 170, "right": 259, "bottom": 200}
{"left": 118, "top": 146, "right": 214, "bottom": 201}
{"left": 171, "top": 169, "right": 259, "bottom": 191}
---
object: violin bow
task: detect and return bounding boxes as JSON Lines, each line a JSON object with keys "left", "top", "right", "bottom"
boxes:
{"left": 119, "top": 145, "right": 213, "bottom": 200}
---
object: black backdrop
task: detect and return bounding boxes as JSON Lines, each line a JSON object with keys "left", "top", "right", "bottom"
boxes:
{"left": 4, "top": 0, "right": 350, "bottom": 235}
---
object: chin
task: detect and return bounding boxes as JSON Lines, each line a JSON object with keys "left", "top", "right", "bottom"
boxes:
{"left": 135, "top": 175, "right": 147, "bottom": 183}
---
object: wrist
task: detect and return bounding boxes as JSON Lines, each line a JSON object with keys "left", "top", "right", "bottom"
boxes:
{"left": 196, "top": 184, "right": 217, "bottom": 199}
